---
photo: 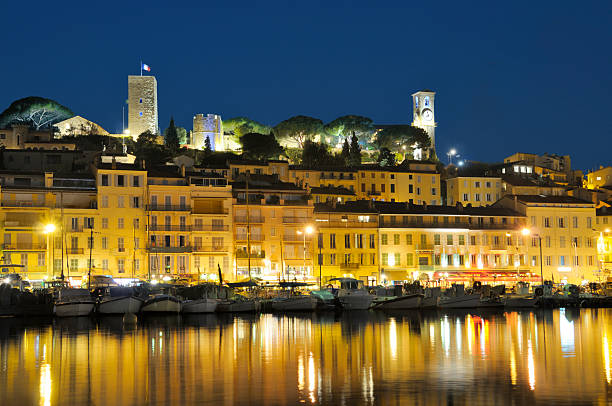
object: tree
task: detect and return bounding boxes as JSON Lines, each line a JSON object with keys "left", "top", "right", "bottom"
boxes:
{"left": 274, "top": 115, "right": 324, "bottom": 148}
{"left": 135, "top": 130, "right": 171, "bottom": 167}
{"left": 176, "top": 127, "right": 188, "bottom": 145}
{"left": 301, "top": 140, "right": 344, "bottom": 167}
{"left": 0, "top": 96, "right": 74, "bottom": 129}
{"left": 341, "top": 138, "right": 350, "bottom": 164}
{"left": 223, "top": 117, "right": 271, "bottom": 144}
{"left": 204, "top": 136, "right": 212, "bottom": 154}
{"left": 164, "top": 117, "right": 180, "bottom": 153}
{"left": 324, "top": 115, "right": 374, "bottom": 145}
{"left": 377, "top": 148, "right": 396, "bottom": 167}
{"left": 349, "top": 133, "right": 362, "bottom": 166}
{"left": 375, "top": 125, "right": 431, "bottom": 156}
{"left": 239, "top": 132, "right": 285, "bottom": 160}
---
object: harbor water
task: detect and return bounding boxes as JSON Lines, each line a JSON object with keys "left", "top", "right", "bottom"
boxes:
{"left": 1, "top": 309, "right": 612, "bottom": 405}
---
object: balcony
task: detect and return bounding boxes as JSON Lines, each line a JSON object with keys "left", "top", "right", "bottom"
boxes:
{"left": 234, "top": 216, "right": 265, "bottom": 223}
{"left": 147, "top": 245, "right": 193, "bottom": 253}
{"left": 193, "top": 245, "right": 229, "bottom": 253}
{"left": 192, "top": 224, "right": 229, "bottom": 232}
{"left": 2, "top": 243, "right": 46, "bottom": 251}
{"left": 316, "top": 220, "right": 378, "bottom": 228}
{"left": 282, "top": 217, "right": 309, "bottom": 224}
{"left": 235, "top": 250, "right": 266, "bottom": 259}
{"left": 490, "top": 245, "right": 508, "bottom": 251}
{"left": 146, "top": 205, "right": 191, "bottom": 211}
{"left": 380, "top": 219, "right": 519, "bottom": 230}
{"left": 66, "top": 248, "right": 85, "bottom": 255}
{"left": 367, "top": 190, "right": 381, "bottom": 196}
{"left": 149, "top": 225, "right": 192, "bottom": 232}
{"left": 235, "top": 234, "right": 264, "bottom": 242}
{"left": 1, "top": 201, "right": 51, "bottom": 208}
{"left": 283, "top": 199, "right": 309, "bottom": 206}
{"left": 415, "top": 244, "right": 435, "bottom": 251}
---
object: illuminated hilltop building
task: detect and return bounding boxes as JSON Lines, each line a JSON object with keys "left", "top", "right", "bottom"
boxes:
{"left": 412, "top": 89, "right": 437, "bottom": 158}
{"left": 128, "top": 75, "right": 158, "bottom": 136}
{"left": 192, "top": 114, "right": 223, "bottom": 150}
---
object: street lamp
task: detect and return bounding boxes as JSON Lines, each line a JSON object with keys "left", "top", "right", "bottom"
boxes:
{"left": 297, "top": 225, "right": 315, "bottom": 280}
{"left": 522, "top": 228, "right": 544, "bottom": 284}
{"left": 43, "top": 224, "right": 56, "bottom": 280}
{"left": 447, "top": 148, "right": 457, "bottom": 165}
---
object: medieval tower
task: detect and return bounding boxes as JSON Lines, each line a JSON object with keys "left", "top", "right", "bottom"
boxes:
{"left": 128, "top": 75, "right": 158, "bottom": 136}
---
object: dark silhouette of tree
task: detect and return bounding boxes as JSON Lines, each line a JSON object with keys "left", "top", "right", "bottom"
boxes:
{"left": 377, "top": 148, "right": 396, "bottom": 167}
{"left": 224, "top": 117, "right": 271, "bottom": 144}
{"left": 349, "top": 133, "right": 362, "bottom": 166}
{"left": 375, "top": 125, "right": 431, "bottom": 156}
{"left": 301, "top": 140, "right": 344, "bottom": 167}
{"left": 341, "top": 138, "right": 350, "bottom": 164}
{"left": 239, "top": 132, "right": 285, "bottom": 160}
{"left": 164, "top": 117, "right": 180, "bottom": 153}
{"left": 204, "top": 136, "right": 212, "bottom": 154}
{"left": 324, "top": 115, "right": 374, "bottom": 145}
{"left": 135, "top": 130, "right": 171, "bottom": 167}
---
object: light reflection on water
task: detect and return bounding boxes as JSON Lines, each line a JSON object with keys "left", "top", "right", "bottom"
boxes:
{"left": 0, "top": 309, "right": 611, "bottom": 405}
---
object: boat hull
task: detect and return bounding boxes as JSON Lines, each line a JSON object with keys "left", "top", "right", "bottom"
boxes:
{"left": 439, "top": 294, "right": 481, "bottom": 309}
{"left": 271, "top": 296, "right": 318, "bottom": 312}
{"left": 54, "top": 302, "right": 95, "bottom": 317}
{"left": 375, "top": 294, "right": 423, "bottom": 310}
{"left": 182, "top": 299, "right": 219, "bottom": 313}
{"left": 422, "top": 296, "right": 440, "bottom": 309}
{"left": 142, "top": 297, "right": 181, "bottom": 313}
{"left": 217, "top": 300, "right": 260, "bottom": 313}
{"left": 338, "top": 294, "right": 374, "bottom": 310}
{"left": 505, "top": 296, "right": 539, "bottom": 308}
{"left": 98, "top": 296, "right": 143, "bottom": 315}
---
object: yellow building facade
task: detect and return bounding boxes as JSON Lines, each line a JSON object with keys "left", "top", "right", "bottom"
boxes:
{"left": 446, "top": 176, "right": 502, "bottom": 207}
{"left": 595, "top": 206, "right": 612, "bottom": 275}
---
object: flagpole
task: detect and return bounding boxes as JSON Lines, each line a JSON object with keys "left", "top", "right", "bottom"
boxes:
{"left": 140, "top": 59, "right": 142, "bottom": 76}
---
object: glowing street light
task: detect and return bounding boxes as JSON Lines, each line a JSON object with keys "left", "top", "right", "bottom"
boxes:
{"left": 42, "top": 223, "right": 56, "bottom": 280}
{"left": 297, "top": 225, "right": 315, "bottom": 280}
{"left": 43, "top": 223, "right": 56, "bottom": 234}
{"left": 447, "top": 148, "right": 458, "bottom": 165}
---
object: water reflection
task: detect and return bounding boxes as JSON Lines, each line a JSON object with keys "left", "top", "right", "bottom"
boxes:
{"left": 0, "top": 309, "right": 611, "bottom": 405}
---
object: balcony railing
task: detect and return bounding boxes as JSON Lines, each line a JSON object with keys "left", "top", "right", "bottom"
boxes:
{"left": 66, "top": 248, "right": 85, "bottom": 255}
{"left": 235, "top": 250, "right": 266, "bottom": 259}
{"left": 146, "top": 205, "right": 191, "bottom": 211}
{"left": 192, "top": 245, "right": 229, "bottom": 253}
{"left": 234, "top": 216, "right": 265, "bottom": 223}
{"left": 149, "top": 225, "right": 192, "bottom": 232}
{"left": 415, "top": 244, "right": 435, "bottom": 251}
{"left": 2, "top": 243, "right": 46, "bottom": 250}
{"left": 147, "top": 245, "right": 193, "bottom": 253}
{"left": 380, "top": 219, "right": 520, "bottom": 230}
{"left": 1, "top": 201, "right": 51, "bottom": 208}
{"left": 282, "top": 217, "right": 309, "bottom": 224}
{"left": 193, "top": 224, "right": 229, "bottom": 232}
{"left": 340, "top": 263, "right": 360, "bottom": 269}
{"left": 316, "top": 220, "right": 378, "bottom": 228}
{"left": 367, "top": 190, "right": 381, "bottom": 196}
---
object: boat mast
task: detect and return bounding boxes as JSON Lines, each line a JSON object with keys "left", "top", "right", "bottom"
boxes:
{"left": 246, "top": 172, "right": 251, "bottom": 280}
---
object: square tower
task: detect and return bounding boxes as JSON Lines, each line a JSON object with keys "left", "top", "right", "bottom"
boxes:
{"left": 411, "top": 89, "right": 436, "bottom": 151}
{"left": 128, "top": 75, "right": 158, "bottom": 136}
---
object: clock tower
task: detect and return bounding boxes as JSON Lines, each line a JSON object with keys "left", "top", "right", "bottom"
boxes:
{"left": 411, "top": 89, "right": 436, "bottom": 153}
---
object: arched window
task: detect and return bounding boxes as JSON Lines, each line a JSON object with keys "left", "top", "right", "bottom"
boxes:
{"left": 424, "top": 96, "right": 430, "bottom": 107}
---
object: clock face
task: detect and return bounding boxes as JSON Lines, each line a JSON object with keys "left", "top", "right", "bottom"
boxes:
{"left": 422, "top": 108, "right": 433, "bottom": 121}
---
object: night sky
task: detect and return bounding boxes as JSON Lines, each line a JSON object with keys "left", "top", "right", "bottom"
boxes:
{"left": 1, "top": 0, "right": 610, "bottom": 170}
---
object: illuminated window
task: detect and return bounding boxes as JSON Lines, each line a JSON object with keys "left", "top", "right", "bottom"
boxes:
{"left": 139, "top": 98, "right": 143, "bottom": 103}
{"left": 424, "top": 96, "right": 430, "bottom": 107}
{"left": 139, "top": 112, "right": 143, "bottom": 116}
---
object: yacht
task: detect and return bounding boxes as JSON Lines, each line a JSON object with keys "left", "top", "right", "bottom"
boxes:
{"left": 182, "top": 298, "right": 219, "bottom": 313}
{"left": 217, "top": 295, "right": 261, "bottom": 313}
{"left": 438, "top": 284, "right": 480, "bottom": 309}
{"left": 373, "top": 293, "right": 423, "bottom": 310}
{"left": 54, "top": 288, "right": 96, "bottom": 317}
{"left": 271, "top": 296, "right": 318, "bottom": 312}
{"left": 504, "top": 282, "right": 540, "bottom": 308}
{"left": 328, "top": 278, "right": 374, "bottom": 310}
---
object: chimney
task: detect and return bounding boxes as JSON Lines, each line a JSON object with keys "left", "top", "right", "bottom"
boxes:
{"left": 111, "top": 156, "right": 117, "bottom": 170}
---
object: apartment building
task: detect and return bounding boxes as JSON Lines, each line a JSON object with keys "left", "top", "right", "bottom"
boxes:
{"left": 595, "top": 206, "right": 612, "bottom": 274}
{"left": 495, "top": 195, "right": 599, "bottom": 284}
{"left": 446, "top": 176, "right": 502, "bottom": 206}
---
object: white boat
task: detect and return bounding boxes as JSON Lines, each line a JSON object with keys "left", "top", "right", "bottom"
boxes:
{"left": 141, "top": 294, "right": 181, "bottom": 313}
{"left": 439, "top": 294, "right": 481, "bottom": 309}
{"left": 54, "top": 288, "right": 95, "bottom": 317}
{"left": 97, "top": 287, "right": 143, "bottom": 315}
{"left": 374, "top": 294, "right": 423, "bottom": 310}
{"left": 329, "top": 278, "right": 374, "bottom": 310}
{"left": 271, "top": 296, "right": 318, "bottom": 312}
{"left": 182, "top": 298, "right": 219, "bottom": 313}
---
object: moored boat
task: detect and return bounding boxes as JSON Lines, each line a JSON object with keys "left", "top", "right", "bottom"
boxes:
{"left": 182, "top": 298, "right": 219, "bottom": 313}
{"left": 374, "top": 294, "right": 423, "bottom": 310}
{"left": 328, "top": 278, "right": 374, "bottom": 310}
{"left": 97, "top": 287, "right": 144, "bottom": 315}
{"left": 271, "top": 295, "right": 318, "bottom": 312}
{"left": 439, "top": 294, "right": 481, "bottom": 309}
{"left": 54, "top": 288, "right": 95, "bottom": 317}
{"left": 141, "top": 294, "right": 181, "bottom": 313}
{"left": 217, "top": 297, "right": 261, "bottom": 313}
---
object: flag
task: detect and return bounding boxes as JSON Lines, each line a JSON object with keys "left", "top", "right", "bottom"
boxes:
{"left": 142, "top": 63, "right": 151, "bottom": 72}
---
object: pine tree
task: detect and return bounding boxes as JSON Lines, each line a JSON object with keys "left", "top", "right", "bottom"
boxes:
{"left": 204, "top": 135, "right": 212, "bottom": 154}
{"left": 164, "top": 117, "right": 180, "bottom": 153}
{"left": 349, "top": 132, "right": 362, "bottom": 167}
{"left": 341, "top": 138, "right": 350, "bottom": 165}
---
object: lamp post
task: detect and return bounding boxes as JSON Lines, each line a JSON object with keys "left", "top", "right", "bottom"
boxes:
{"left": 297, "top": 225, "right": 314, "bottom": 281}
{"left": 447, "top": 148, "right": 457, "bottom": 165}
{"left": 522, "top": 228, "right": 543, "bottom": 284}
{"left": 43, "top": 223, "right": 56, "bottom": 280}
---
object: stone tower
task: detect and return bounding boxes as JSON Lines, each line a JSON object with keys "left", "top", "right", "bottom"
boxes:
{"left": 192, "top": 114, "right": 223, "bottom": 150}
{"left": 128, "top": 75, "right": 158, "bottom": 136}
{"left": 411, "top": 90, "right": 436, "bottom": 152}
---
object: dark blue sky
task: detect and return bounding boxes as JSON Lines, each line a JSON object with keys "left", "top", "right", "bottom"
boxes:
{"left": 1, "top": 0, "right": 610, "bottom": 170}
